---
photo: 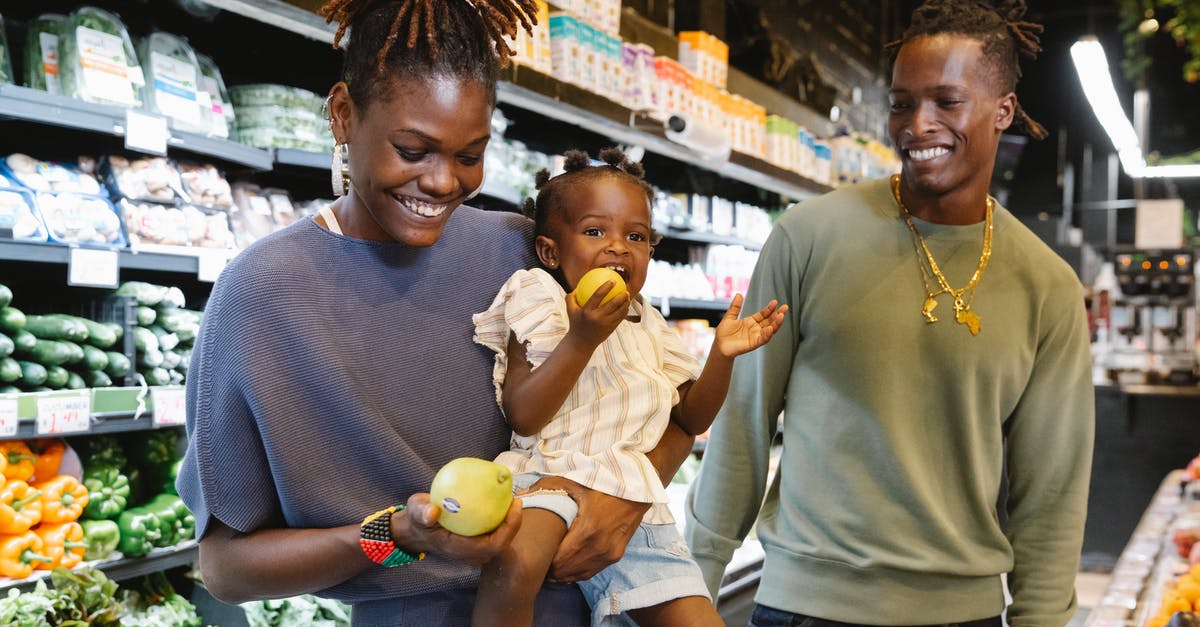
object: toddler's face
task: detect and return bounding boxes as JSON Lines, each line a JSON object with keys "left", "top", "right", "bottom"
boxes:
{"left": 546, "top": 177, "right": 654, "bottom": 298}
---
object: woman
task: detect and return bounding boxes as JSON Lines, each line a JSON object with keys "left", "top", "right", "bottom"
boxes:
{"left": 176, "top": 1, "right": 695, "bottom": 624}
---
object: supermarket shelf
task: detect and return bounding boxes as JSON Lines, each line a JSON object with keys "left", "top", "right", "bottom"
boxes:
{"left": 648, "top": 296, "right": 733, "bottom": 313}
{"left": 0, "top": 542, "right": 199, "bottom": 593}
{"left": 660, "top": 227, "right": 764, "bottom": 250}
{"left": 273, "top": 147, "right": 333, "bottom": 170}
{"left": 200, "top": 0, "right": 338, "bottom": 43}
{"left": 0, "top": 84, "right": 273, "bottom": 170}
{"left": 0, "top": 239, "right": 238, "bottom": 276}
{"left": 1096, "top": 383, "right": 1200, "bottom": 397}
{"left": 0, "top": 387, "right": 185, "bottom": 441}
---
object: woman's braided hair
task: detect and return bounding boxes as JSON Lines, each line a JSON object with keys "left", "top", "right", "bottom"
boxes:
{"left": 888, "top": 0, "right": 1048, "bottom": 140}
{"left": 319, "top": 0, "right": 537, "bottom": 107}
{"left": 523, "top": 147, "right": 658, "bottom": 242}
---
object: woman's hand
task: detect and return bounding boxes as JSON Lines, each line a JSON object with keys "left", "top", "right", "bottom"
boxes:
{"left": 392, "top": 493, "right": 523, "bottom": 566}
{"left": 713, "top": 295, "right": 787, "bottom": 359}
{"left": 524, "top": 476, "right": 650, "bottom": 582}
{"left": 564, "top": 283, "right": 629, "bottom": 350}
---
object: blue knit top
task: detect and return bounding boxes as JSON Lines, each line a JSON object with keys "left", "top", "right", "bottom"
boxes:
{"left": 178, "top": 207, "right": 540, "bottom": 601}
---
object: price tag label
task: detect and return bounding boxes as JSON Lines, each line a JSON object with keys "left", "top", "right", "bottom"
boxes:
{"left": 0, "top": 398, "right": 18, "bottom": 438}
{"left": 67, "top": 247, "right": 120, "bottom": 288}
{"left": 36, "top": 392, "right": 92, "bottom": 435}
{"left": 124, "top": 109, "right": 169, "bottom": 155}
{"left": 197, "top": 250, "right": 228, "bottom": 283}
{"left": 152, "top": 388, "right": 187, "bottom": 427}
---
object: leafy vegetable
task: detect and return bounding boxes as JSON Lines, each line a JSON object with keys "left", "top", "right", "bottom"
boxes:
{"left": 59, "top": 6, "right": 143, "bottom": 107}
{"left": 242, "top": 594, "right": 351, "bottom": 627}
{"left": 118, "top": 572, "right": 202, "bottom": 627}
{"left": 24, "top": 14, "right": 65, "bottom": 93}
{"left": 0, "top": 567, "right": 122, "bottom": 626}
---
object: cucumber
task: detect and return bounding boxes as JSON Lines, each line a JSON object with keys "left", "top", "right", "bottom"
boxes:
{"left": 0, "top": 333, "right": 12, "bottom": 358}
{"left": 116, "top": 282, "right": 166, "bottom": 307}
{"left": 0, "top": 307, "right": 25, "bottom": 333}
{"left": 0, "top": 358, "right": 20, "bottom": 383}
{"left": 138, "top": 349, "right": 164, "bottom": 368}
{"left": 141, "top": 367, "right": 170, "bottom": 386}
{"left": 136, "top": 306, "right": 157, "bottom": 326}
{"left": 18, "top": 361, "right": 47, "bottom": 386}
{"left": 161, "top": 350, "right": 181, "bottom": 371}
{"left": 79, "top": 318, "right": 118, "bottom": 348}
{"left": 175, "top": 349, "right": 191, "bottom": 374}
{"left": 161, "top": 286, "right": 186, "bottom": 309}
{"left": 83, "top": 370, "right": 112, "bottom": 388}
{"left": 60, "top": 341, "right": 84, "bottom": 365}
{"left": 107, "top": 322, "right": 124, "bottom": 343}
{"left": 133, "top": 327, "right": 159, "bottom": 353}
{"left": 81, "top": 344, "right": 109, "bottom": 371}
{"left": 12, "top": 330, "right": 36, "bottom": 354}
{"left": 168, "top": 370, "right": 184, "bottom": 385}
{"left": 0, "top": 284, "right": 10, "bottom": 309}
{"left": 28, "top": 339, "right": 72, "bottom": 366}
{"left": 104, "top": 352, "right": 131, "bottom": 378}
{"left": 0, "top": 385, "right": 18, "bottom": 394}
{"left": 149, "top": 325, "right": 180, "bottom": 352}
{"left": 23, "top": 314, "right": 86, "bottom": 342}
{"left": 44, "top": 365, "right": 68, "bottom": 389}
{"left": 65, "top": 371, "right": 86, "bottom": 390}
{"left": 47, "top": 315, "right": 90, "bottom": 342}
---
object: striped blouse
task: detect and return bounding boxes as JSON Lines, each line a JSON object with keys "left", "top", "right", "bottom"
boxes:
{"left": 473, "top": 268, "right": 702, "bottom": 525}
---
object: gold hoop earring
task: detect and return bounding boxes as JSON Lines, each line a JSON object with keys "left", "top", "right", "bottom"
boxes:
{"left": 332, "top": 143, "right": 350, "bottom": 197}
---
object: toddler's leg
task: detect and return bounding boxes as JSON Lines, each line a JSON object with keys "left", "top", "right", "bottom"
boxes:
{"left": 627, "top": 596, "right": 724, "bottom": 627}
{"left": 472, "top": 508, "right": 568, "bottom": 627}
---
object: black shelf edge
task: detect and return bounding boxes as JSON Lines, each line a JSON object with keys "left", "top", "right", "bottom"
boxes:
{"left": 0, "top": 239, "right": 240, "bottom": 276}
{"left": 200, "top": 0, "right": 339, "bottom": 43}
{"left": 649, "top": 296, "right": 733, "bottom": 312}
{"left": 659, "top": 227, "right": 764, "bottom": 250}
{"left": 273, "top": 148, "right": 333, "bottom": 170}
{"left": 0, "top": 542, "right": 199, "bottom": 593}
{"left": 0, "top": 84, "right": 273, "bottom": 170}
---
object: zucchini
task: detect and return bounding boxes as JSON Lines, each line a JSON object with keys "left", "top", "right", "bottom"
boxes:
{"left": 136, "top": 306, "right": 157, "bottom": 326}
{"left": 23, "top": 314, "right": 87, "bottom": 342}
{"left": 0, "top": 385, "right": 18, "bottom": 394}
{"left": 0, "top": 333, "right": 12, "bottom": 358}
{"left": 79, "top": 318, "right": 118, "bottom": 348}
{"left": 138, "top": 349, "right": 164, "bottom": 369}
{"left": 0, "top": 358, "right": 20, "bottom": 383}
{"left": 82, "top": 370, "right": 112, "bottom": 388}
{"left": 18, "top": 361, "right": 47, "bottom": 386}
{"left": 44, "top": 365, "right": 68, "bottom": 389}
{"left": 81, "top": 344, "right": 109, "bottom": 371}
{"left": 0, "top": 284, "right": 10, "bottom": 309}
{"left": 28, "top": 339, "right": 72, "bottom": 366}
{"left": 65, "top": 371, "right": 85, "bottom": 390}
{"left": 141, "top": 367, "right": 170, "bottom": 386}
{"left": 12, "top": 330, "right": 36, "bottom": 354}
{"left": 116, "top": 282, "right": 166, "bottom": 307}
{"left": 0, "top": 307, "right": 25, "bottom": 333}
{"left": 133, "top": 327, "right": 159, "bottom": 353}
{"left": 104, "top": 352, "right": 131, "bottom": 378}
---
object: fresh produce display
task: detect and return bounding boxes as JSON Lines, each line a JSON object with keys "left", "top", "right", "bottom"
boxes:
{"left": 2, "top": 441, "right": 37, "bottom": 482}
{"left": 0, "top": 480, "right": 43, "bottom": 534}
{"left": 24, "top": 14, "right": 65, "bottom": 94}
{"left": 28, "top": 441, "right": 65, "bottom": 486}
{"left": 118, "top": 572, "right": 202, "bottom": 626}
{"left": 33, "top": 522, "right": 87, "bottom": 571}
{"left": 242, "top": 594, "right": 352, "bottom": 627}
{"left": 138, "top": 32, "right": 206, "bottom": 133}
{"left": 196, "top": 53, "right": 236, "bottom": 139}
{"left": 34, "top": 475, "right": 89, "bottom": 524}
{"left": 0, "top": 532, "right": 51, "bottom": 578}
{"left": 58, "top": 6, "right": 144, "bottom": 108}
{"left": 79, "top": 519, "right": 119, "bottom": 561}
{"left": 81, "top": 465, "right": 129, "bottom": 521}
{"left": 230, "top": 83, "right": 332, "bottom": 152}
{"left": 0, "top": 566, "right": 121, "bottom": 625}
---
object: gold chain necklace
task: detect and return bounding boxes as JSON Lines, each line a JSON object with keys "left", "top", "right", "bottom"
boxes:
{"left": 890, "top": 174, "right": 993, "bottom": 336}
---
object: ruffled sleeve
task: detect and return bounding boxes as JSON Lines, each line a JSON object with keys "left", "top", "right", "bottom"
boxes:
{"left": 472, "top": 268, "right": 569, "bottom": 407}
{"left": 642, "top": 303, "right": 704, "bottom": 404}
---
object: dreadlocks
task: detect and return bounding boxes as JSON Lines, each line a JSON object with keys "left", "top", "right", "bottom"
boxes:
{"left": 889, "top": 0, "right": 1048, "bottom": 140}
{"left": 523, "top": 147, "right": 657, "bottom": 242}
{"left": 319, "top": 0, "right": 537, "bottom": 107}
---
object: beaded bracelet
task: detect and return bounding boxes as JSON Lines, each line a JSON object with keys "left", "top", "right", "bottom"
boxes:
{"left": 360, "top": 504, "right": 425, "bottom": 567}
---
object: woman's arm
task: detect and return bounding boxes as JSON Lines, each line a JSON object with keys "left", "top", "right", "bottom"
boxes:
{"left": 199, "top": 493, "right": 523, "bottom": 604}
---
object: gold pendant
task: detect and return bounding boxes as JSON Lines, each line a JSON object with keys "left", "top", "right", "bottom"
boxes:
{"left": 955, "top": 308, "right": 981, "bottom": 335}
{"left": 922, "top": 296, "right": 938, "bottom": 323}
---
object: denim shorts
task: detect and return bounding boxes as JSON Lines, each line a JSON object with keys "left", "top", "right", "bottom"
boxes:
{"left": 512, "top": 473, "right": 710, "bottom": 626}
{"left": 748, "top": 604, "right": 1003, "bottom": 627}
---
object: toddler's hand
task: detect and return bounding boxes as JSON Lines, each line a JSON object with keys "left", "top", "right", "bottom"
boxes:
{"left": 565, "top": 282, "right": 629, "bottom": 349}
{"left": 713, "top": 295, "right": 788, "bottom": 359}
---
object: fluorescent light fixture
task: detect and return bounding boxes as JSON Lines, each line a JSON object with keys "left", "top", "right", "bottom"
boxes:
{"left": 1070, "top": 37, "right": 1200, "bottom": 178}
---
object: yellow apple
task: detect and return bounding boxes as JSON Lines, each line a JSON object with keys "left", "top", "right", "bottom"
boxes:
{"left": 429, "top": 457, "right": 513, "bottom": 536}
{"left": 574, "top": 267, "right": 627, "bottom": 307}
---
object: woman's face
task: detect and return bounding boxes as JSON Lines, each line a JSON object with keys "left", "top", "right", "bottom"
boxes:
{"left": 330, "top": 75, "right": 492, "bottom": 246}
{"left": 538, "top": 176, "right": 655, "bottom": 298}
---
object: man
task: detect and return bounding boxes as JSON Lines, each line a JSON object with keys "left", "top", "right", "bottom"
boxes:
{"left": 684, "top": 1, "right": 1094, "bottom": 626}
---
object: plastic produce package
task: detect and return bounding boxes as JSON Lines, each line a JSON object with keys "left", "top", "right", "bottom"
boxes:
{"left": 177, "top": 162, "right": 233, "bottom": 207}
{"left": 229, "top": 182, "right": 277, "bottom": 248}
{"left": 182, "top": 204, "right": 236, "bottom": 248}
{"left": 139, "top": 32, "right": 206, "bottom": 133}
{"left": 196, "top": 53, "right": 236, "bottom": 139}
{"left": 262, "top": 188, "right": 296, "bottom": 227}
{"left": 0, "top": 14, "right": 13, "bottom": 85}
{"left": 36, "top": 191, "right": 126, "bottom": 246}
{"left": 0, "top": 187, "right": 49, "bottom": 241}
{"left": 229, "top": 83, "right": 322, "bottom": 111}
{"left": 102, "top": 155, "right": 184, "bottom": 203}
{"left": 122, "top": 199, "right": 189, "bottom": 246}
{"left": 24, "top": 14, "right": 65, "bottom": 94}
{"left": 59, "top": 6, "right": 145, "bottom": 107}
{"left": 2, "top": 154, "right": 105, "bottom": 195}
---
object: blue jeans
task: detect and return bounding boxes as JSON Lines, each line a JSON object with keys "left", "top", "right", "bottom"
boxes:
{"left": 747, "top": 604, "right": 1003, "bottom": 627}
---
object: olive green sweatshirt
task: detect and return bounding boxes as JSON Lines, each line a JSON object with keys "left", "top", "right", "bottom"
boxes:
{"left": 684, "top": 178, "right": 1094, "bottom": 626}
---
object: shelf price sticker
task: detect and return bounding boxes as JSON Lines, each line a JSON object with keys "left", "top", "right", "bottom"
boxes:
{"left": 67, "top": 247, "right": 120, "bottom": 288}
{"left": 152, "top": 387, "right": 187, "bottom": 427}
{"left": 196, "top": 249, "right": 229, "bottom": 283}
{"left": 0, "top": 397, "right": 18, "bottom": 438}
{"left": 124, "top": 109, "right": 169, "bottom": 156}
{"left": 36, "top": 391, "right": 92, "bottom": 435}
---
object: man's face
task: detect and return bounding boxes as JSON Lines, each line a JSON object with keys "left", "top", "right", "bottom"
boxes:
{"left": 888, "top": 34, "right": 1015, "bottom": 199}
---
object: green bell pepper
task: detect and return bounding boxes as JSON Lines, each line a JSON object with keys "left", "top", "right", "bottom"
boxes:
{"left": 147, "top": 494, "right": 191, "bottom": 546}
{"left": 80, "top": 519, "right": 121, "bottom": 561}
{"left": 163, "top": 458, "right": 182, "bottom": 496}
{"left": 117, "top": 507, "right": 163, "bottom": 557}
{"left": 78, "top": 434, "right": 127, "bottom": 469}
{"left": 81, "top": 464, "right": 130, "bottom": 520}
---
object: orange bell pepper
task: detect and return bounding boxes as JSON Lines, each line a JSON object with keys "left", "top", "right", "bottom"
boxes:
{"left": 29, "top": 439, "right": 65, "bottom": 484}
{"left": 34, "top": 521, "right": 87, "bottom": 570}
{"left": 0, "top": 480, "right": 42, "bottom": 534}
{"left": 0, "top": 442, "right": 35, "bottom": 482}
{"left": 36, "top": 475, "right": 89, "bottom": 524}
{"left": 0, "top": 531, "right": 52, "bottom": 578}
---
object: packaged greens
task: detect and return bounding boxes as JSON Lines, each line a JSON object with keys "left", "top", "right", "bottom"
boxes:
{"left": 59, "top": 6, "right": 145, "bottom": 107}
{"left": 229, "top": 83, "right": 296, "bottom": 108}
{"left": 0, "top": 14, "right": 13, "bottom": 85}
{"left": 196, "top": 53, "right": 236, "bottom": 138}
{"left": 139, "top": 32, "right": 206, "bottom": 133}
{"left": 24, "top": 14, "right": 65, "bottom": 94}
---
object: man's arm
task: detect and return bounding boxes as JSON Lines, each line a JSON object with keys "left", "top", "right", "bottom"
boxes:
{"left": 1003, "top": 291, "right": 1094, "bottom": 626}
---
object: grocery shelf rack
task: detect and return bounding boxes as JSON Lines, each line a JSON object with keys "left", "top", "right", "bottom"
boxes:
{"left": 0, "top": 542, "right": 199, "bottom": 593}
{"left": 0, "top": 386, "right": 187, "bottom": 441}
